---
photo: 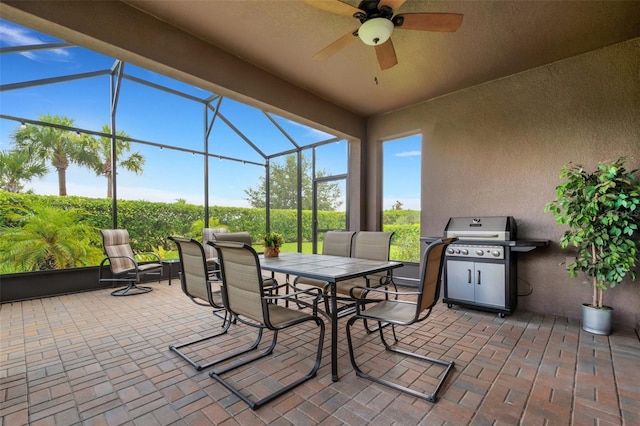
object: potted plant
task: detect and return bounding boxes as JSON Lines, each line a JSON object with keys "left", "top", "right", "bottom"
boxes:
{"left": 263, "top": 231, "right": 284, "bottom": 258}
{"left": 545, "top": 157, "right": 640, "bottom": 335}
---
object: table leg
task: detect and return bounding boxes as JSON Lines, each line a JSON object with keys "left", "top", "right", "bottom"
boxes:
{"left": 331, "top": 281, "right": 339, "bottom": 382}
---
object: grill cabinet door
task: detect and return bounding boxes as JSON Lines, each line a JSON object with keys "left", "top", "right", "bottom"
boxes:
{"left": 446, "top": 260, "right": 506, "bottom": 308}
{"left": 446, "top": 260, "right": 475, "bottom": 303}
{"left": 474, "top": 262, "right": 505, "bottom": 308}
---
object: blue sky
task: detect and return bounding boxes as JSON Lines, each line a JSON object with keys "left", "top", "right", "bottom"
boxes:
{"left": 0, "top": 19, "right": 421, "bottom": 210}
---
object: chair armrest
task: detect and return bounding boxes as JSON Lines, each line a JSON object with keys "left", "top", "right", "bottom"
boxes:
{"left": 349, "top": 286, "right": 421, "bottom": 314}
{"left": 362, "top": 271, "right": 393, "bottom": 286}
{"left": 349, "top": 286, "right": 420, "bottom": 300}
{"left": 264, "top": 287, "right": 324, "bottom": 316}
{"left": 265, "top": 286, "right": 321, "bottom": 302}
{"left": 100, "top": 254, "right": 139, "bottom": 269}
{"left": 206, "top": 270, "right": 221, "bottom": 281}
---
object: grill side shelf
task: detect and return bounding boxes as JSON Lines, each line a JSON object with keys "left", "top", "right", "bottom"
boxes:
{"left": 420, "top": 237, "right": 549, "bottom": 250}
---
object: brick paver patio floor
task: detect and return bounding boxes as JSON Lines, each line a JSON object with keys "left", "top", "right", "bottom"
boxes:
{"left": 1, "top": 278, "right": 639, "bottom": 425}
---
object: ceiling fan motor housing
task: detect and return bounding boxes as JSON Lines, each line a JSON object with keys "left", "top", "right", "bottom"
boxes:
{"left": 355, "top": 1, "right": 394, "bottom": 22}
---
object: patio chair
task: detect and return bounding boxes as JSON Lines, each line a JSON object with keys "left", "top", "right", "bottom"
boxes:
{"left": 292, "top": 230, "right": 355, "bottom": 307}
{"left": 167, "top": 236, "right": 231, "bottom": 371}
{"left": 202, "top": 227, "right": 227, "bottom": 275}
{"left": 208, "top": 241, "right": 325, "bottom": 410}
{"left": 207, "top": 231, "right": 277, "bottom": 287}
{"left": 211, "top": 230, "right": 252, "bottom": 245}
{"left": 98, "top": 229, "right": 163, "bottom": 296}
{"left": 330, "top": 231, "right": 395, "bottom": 318}
{"left": 346, "top": 237, "right": 457, "bottom": 403}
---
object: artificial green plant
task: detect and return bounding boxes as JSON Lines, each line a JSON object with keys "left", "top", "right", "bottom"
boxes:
{"left": 545, "top": 157, "right": 640, "bottom": 308}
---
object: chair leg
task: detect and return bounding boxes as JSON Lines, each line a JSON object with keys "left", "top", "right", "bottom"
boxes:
{"left": 363, "top": 318, "right": 390, "bottom": 333}
{"left": 110, "top": 283, "right": 152, "bottom": 296}
{"left": 169, "top": 313, "right": 232, "bottom": 371}
{"left": 210, "top": 317, "right": 325, "bottom": 410}
{"left": 346, "top": 316, "right": 455, "bottom": 403}
{"left": 322, "top": 293, "right": 357, "bottom": 318}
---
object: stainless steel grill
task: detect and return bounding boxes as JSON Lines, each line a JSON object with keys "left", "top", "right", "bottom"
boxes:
{"left": 422, "top": 216, "right": 546, "bottom": 317}
{"left": 442, "top": 216, "right": 517, "bottom": 317}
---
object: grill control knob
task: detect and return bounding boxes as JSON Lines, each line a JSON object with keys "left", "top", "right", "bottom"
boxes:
{"left": 455, "top": 249, "right": 461, "bottom": 254}
{"left": 476, "top": 249, "right": 484, "bottom": 256}
{"left": 446, "top": 248, "right": 454, "bottom": 254}
{"left": 461, "top": 249, "right": 469, "bottom": 255}
{"left": 492, "top": 250, "right": 501, "bottom": 257}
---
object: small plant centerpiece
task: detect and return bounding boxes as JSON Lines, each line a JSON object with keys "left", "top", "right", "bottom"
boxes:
{"left": 545, "top": 157, "right": 640, "bottom": 335}
{"left": 263, "top": 231, "right": 284, "bottom": 258}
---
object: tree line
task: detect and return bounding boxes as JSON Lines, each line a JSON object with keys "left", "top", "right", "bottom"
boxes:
{"left": 1, "top": 114, "right": 342, "bottom": 210}
{"left": 1, "top": 114, "right": 143, "bottom": 197}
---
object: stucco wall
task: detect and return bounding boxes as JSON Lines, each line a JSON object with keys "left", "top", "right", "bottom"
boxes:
{"left": 368, "top": 39, "right": 640, "bottom": 329}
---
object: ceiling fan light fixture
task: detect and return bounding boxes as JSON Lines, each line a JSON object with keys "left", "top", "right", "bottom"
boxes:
{"left": 358, "top": 17, "right": 394, "bottom": 46}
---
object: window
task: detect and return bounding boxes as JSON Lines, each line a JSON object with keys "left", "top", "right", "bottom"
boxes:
{"left": 382, "top": 134, "right": 421, "bottom": 262}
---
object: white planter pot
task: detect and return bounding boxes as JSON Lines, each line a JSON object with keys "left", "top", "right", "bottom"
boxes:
{"left": 582, "top": 303, "right": 613, "bottom": 335}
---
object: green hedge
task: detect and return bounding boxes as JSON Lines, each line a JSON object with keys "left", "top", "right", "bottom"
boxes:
{"left": 0, "top": 191, "right": 421, "bottom": 271}
{"left": 0, "top": 192, "right": 349, "bottom": 251}
{"left": 384, "top": 223, "right": 421, "bottom": 262}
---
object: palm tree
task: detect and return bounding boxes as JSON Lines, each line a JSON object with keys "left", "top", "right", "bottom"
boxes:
{"left": 0, "top": 202, "right": 104, "bottom": 271}
{"left": 86, "top": 125, "right": 144, "bottom": 198}
{"left": 12, "top": 114, "right": 99, "bottom": 196}
{"left": 0, "top": 150, "right": 48, "bottom": 193}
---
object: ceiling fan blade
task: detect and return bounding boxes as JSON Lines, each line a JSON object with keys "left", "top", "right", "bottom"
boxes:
{"left": 313, "top": 30, "right": 357, "bottom": 61}
{"left": 302, "top": 0, "right": 364, "bottom": 17}
{"left": 378, "top": 0, "right": 406, "bottom": 12}
{"left": 395, "top": 13, "right": 464, "bottom": 32}
{"left": 375, "top": 39, "right": 398, "bottom": 70}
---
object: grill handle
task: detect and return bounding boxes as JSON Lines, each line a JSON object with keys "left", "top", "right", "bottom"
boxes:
{"left": 467, "top": 269, "right": 472, "bottom": 284}
{"left": 450, "top": 233, "right": 500, "bottom": 239}
{"left": 477, "top": 270, "right": 481, "bottom": 285}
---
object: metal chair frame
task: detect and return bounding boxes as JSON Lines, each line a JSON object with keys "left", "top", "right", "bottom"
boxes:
{"left": 330, "top": 231, "right": 396, "bottom": 321}
{"left": 209, "top": 241, "right": 325, "bottom": 410}
{"left": 167, "top": 236, "right": 234, "bottom": 371}
{"left": 99, "top": 229, "right": 163, "bottom": 296}
{"left": 346, "top": 238, "right": 457, "bottom": 403}
{"left": 292, "top": 230, "right": 356, "bottom": 309}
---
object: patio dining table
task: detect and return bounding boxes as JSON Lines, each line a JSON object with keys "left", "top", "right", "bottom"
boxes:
{"left": 259, "top": 251, "right": 402, "bottom": 382}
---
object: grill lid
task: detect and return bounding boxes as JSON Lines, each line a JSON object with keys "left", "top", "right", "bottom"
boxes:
{"left": 444, "top": 216, "right": 516, "bottom": 241}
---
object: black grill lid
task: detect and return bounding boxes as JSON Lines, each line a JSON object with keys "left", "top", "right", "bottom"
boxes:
{"left": 444, "top": 216, "right": 517, "bottom": 241}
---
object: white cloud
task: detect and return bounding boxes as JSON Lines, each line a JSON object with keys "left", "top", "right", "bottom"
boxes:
{"left": 0, "top": 22, "right": 70, "bottom": 61}
{"left": 277, "top": 116, "right": 336, "bottom": 140}
{"left": 396, "top": 150, "right": 421, "bottom": 158}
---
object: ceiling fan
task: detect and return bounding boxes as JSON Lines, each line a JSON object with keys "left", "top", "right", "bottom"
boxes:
{"left": 303, "top": 0, "right": 463, "bottom": 70}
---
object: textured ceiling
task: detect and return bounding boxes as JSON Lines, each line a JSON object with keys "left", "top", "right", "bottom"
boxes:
{"left": 124, "top": 0, "right": 639, "bottom": 117}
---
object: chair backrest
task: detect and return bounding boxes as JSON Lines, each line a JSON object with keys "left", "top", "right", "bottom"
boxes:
{"left": 168, "top": 236, "right": 212, "bottom": 304}
{"left": 351, "top": 231, "right": 393, "bottom": 261}
{"left": 210, "top": 241, "right": 265, "bottom": 324}
{"left": 212, "top": 231, "right": 253, "bottom": 246}
{"left": 322, "top": 231, "right": 356, "bottom": 257}
{"left": 417, "top": 238, "right": 457, "bottom": 314}
{"left": 202, "top": 227, "right": 227, "bottom": 260}
{"left": 100, "top": 229, "right": 136, "bottom": 274}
